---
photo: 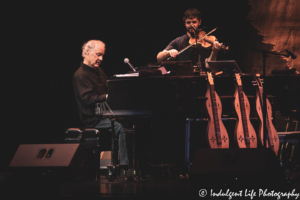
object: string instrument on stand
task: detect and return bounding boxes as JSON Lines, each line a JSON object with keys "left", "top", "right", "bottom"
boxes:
{"left": 252, "top": 75, "right": 279, "bottom": 155}
{"left": 234, "top": 73, "right": 257, "bottom": 148}
{"left": 205, "top": 72, "right": 229, "bottom": 148}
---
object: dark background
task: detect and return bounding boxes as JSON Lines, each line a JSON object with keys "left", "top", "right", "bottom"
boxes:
{"left": 3, "top": 1, "right": 291, "bottom": 169}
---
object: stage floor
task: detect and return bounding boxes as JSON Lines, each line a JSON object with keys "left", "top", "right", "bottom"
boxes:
{"left": 1, "top": 170, "right": 299, "bottom": 199}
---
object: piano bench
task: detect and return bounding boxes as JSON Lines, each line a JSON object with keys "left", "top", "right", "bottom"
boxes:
{"left": 65, "top": 128, "right": 83, "bottom": 143}
{"left": 65, "top": 127, "right": 119, "bottom": 160}
{"left": 65, "top": 128, "right": 114, "bottom": 148}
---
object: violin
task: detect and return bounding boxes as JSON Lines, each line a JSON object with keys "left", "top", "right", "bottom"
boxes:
{"left": 234, "top": 73, "right": 257, "bottom": 148}
{"left": 252, "top": 75, "right": 279, "bottom": 155}
{"left": 205, "top": 72, "right": 229, "bottom": 148}
{"left": 158, "top": 27, "right": 228, "bottom": 63}
{"left": 189, "top": 30, "right": 229, "bottom": 51}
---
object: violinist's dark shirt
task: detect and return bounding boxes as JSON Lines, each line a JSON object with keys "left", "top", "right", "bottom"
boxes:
{"left": 164, "top": 34, "right": 212, "bottom": 68}
{"left": 72, "top": 62, "right": 108, "bottom": 127}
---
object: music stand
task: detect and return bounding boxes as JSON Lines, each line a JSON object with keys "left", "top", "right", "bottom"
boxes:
{"left": 207, "top": 60, "right": 242, "bottom": 74}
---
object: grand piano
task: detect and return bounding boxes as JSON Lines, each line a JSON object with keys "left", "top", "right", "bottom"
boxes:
{"left": 101, "top": 64, "right": 300, "bottom": 178}
{"left": 106, "top": 73, "right": 299, "bottom": 119}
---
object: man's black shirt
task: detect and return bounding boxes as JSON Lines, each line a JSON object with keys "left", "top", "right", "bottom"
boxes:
{"left": 72, "top": 62, "right": 108, "bottom": 127}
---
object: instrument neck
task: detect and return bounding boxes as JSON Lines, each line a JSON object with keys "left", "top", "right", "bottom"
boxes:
{"left": 237, "top": 85, "right": 250, "bottom": 144}
{"left": 208, "top": 84, "right": 222, "bottom": 144}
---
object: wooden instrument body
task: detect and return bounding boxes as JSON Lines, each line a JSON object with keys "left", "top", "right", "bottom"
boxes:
{"left": 190, "top": 31, "right": 216, "bottom": 48}
{"left": 189, "top": 30, "right": 229, "bottom": 51}
{"left": 255, "top": 78, "right": 279, "bottom": 155}
{"left": 205, "top": 73, "right": 229, "bottom": 148}
{"left": 234, "top": 75, "right": 257, "bottom": 148}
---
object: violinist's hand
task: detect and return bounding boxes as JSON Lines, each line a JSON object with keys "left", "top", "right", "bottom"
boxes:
{"left": 168, "top": 49, "right": 179, "bottom": 58}
{"left": 212, "top": 41, "right": 222, "bottom": 53}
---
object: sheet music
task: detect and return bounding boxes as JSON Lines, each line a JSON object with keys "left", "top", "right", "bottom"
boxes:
{"left": 114, "top": 73, "right": 139, "bottom": 77}
{"left": 113, "top": 71, "right": 170, "bottom": 78}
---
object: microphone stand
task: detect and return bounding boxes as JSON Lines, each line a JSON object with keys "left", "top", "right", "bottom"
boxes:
{"left": 194, "top": 29, "right": 200, "bottom": 74}
{"left": 192, "top": 28, "right": 202, "bottom": 75}
{"left": 262, "top": 51, "right": 268, "bottom": 148}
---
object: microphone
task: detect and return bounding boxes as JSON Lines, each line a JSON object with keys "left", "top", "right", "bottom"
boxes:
{"left": 124, "top": 58, "right": 136, "bottom": 72}
{"left": 191, "top": 25, "right": 206, "bottom": 32}
{"left": 285, "top": 50, "right": 297, "bottom": 59}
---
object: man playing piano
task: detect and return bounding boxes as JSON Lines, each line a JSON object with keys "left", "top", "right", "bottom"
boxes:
{"left": 72, "top": 40, "right": 128, "bottom": 166}
{"left": 157, "top": 8, "right": 223, "bottom": 70}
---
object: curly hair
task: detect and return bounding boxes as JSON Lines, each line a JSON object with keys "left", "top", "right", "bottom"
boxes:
{"left": 183, "top": 8, "right": 201, "bottom": 23}
{"left": 82, "top": 40, "right": 105, "bottom": 57}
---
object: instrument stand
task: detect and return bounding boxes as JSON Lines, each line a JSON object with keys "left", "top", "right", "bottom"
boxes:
{"left": 252, "top": 47, "right": 292, "bottom": 149}
{"left": 260, "top": 50, "right": 293, "bottom": 148}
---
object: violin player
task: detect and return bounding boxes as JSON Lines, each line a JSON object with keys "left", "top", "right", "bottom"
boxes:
{"left": 157, "top": 8, "right": 223, "bottom": 70}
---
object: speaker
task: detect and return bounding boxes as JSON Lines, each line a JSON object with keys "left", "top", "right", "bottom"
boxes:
{"left": 189, "top": 148, "right": 284, "bottom": 189}
{"left": 9, "top": 143, "right": 95, "bottom": 181}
